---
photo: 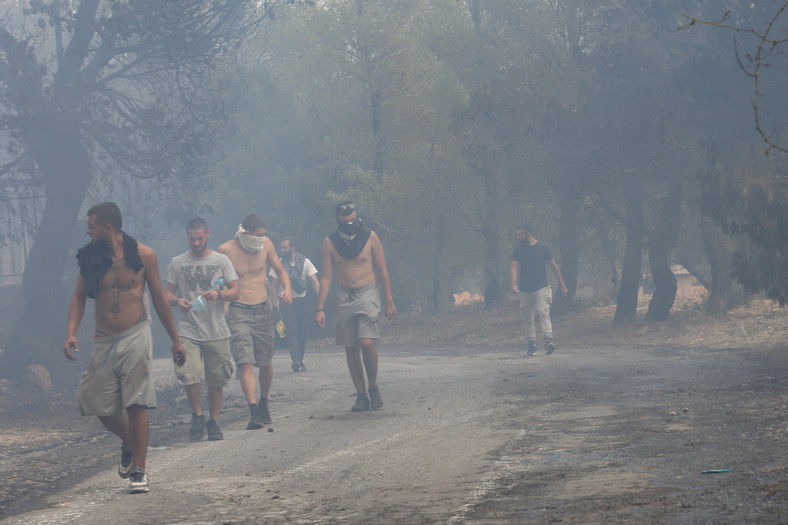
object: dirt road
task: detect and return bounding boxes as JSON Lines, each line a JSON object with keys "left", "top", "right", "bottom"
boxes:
{"left": 2, "top": 341, "right": 786, "bottom": 524}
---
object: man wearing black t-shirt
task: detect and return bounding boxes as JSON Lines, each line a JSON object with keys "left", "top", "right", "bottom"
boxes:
{"left": 510, "top": 225, "right": 568, "bottom": 355}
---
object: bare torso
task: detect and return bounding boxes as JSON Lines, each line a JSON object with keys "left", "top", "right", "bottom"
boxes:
{"left": 217, "top": 239, "right": 271, "bottom": 304}
{"left": 329, "top": 237, "right": 377, "bottom": 289}
{"left": 94, "top": 257, "right": 147, "bottom": 334}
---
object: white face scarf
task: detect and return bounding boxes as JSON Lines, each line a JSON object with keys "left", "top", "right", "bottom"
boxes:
{"left": 235, "top": 224, "right": 266, "bottom": 253}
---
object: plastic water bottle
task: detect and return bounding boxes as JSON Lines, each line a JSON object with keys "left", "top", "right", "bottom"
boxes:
{"left": 190, "top": 295, "right": 206, "bottom": 311}
{"left": 215, "top": 277, "right": 226, "bottom": 289}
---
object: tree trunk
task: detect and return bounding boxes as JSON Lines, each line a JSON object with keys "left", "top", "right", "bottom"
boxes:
{"left": 432, "top": 213, "right": 449, "bottom": 313}
{"left": 4, "top": 125, "right": 92, "bottom": 379}
{"left": 645, "top": 182, "right": 681, "bottom": 321}
{"left": 481, "top": 171, "right": 501, "bottom": 311}
{"left": 644, "top": 232, "right": 677, "bottom": 321}
{"left": 614, "top": 179, "right": 643, "bottom": 323}
{"left": 552, "top": 181, "right": 581, "bottom": 318}
{"left": 701, "top": 215, "right": 730, "bottom": 317}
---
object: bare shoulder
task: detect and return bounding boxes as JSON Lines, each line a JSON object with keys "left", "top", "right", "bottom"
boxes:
{"left": 137, "top": 242, "right": 158, "bottom": 264}
{"left": 369, "top": 230, "right": 383, "bottom": 248}
{"left": 216, "top": 239, "right": 234, "bottom": 255}
{"left": 322, "top": 236, "right": 336, "bottom": 256}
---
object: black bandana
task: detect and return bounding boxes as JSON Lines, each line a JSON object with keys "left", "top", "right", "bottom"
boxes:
{"left": 76, "top": 232, "right": 144, "bottom": 299}
{"left": 329, "top": 220, "right": 371, "bottom": 260}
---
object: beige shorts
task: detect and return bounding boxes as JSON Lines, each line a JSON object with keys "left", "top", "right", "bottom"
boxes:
{"left": 227, "top": 301, "right": 275, "bottom": 367}
{"left": 175, "top": 337, "right": 233, "bottom": 387}
{"left": 334, "top": 284, "right": 381, "bottom": 346}
{"left": 77, "top": 321, "right": 156, "bottom": 416}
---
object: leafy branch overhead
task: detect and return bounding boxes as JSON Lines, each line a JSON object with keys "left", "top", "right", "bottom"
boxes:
{"left": 681, "top": 3, "right": 788, "bottom": 155}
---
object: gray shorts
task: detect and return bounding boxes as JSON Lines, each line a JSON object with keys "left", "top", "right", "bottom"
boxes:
{"left": 334, "top": 284, "right": 381, "bottom": 346}
{"left": 227, "top": 301, "right": 274, "bottom": 367}
{"left": 175, "top": 337, "right": 234, "bottom": 387}
{"left": 77, "top": 321, "right": 156, "bottom": 416}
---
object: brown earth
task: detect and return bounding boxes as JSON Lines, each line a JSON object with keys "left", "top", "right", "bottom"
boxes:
{"left": 0, "top": 296, "right": 786, "bottom": 521}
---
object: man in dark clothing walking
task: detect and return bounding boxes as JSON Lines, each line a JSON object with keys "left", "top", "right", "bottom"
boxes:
{"left": 270, "top": 236, "right": 320, "bottom": 372}
{"left": 510, "top": 224, "right": 567, "bottom": 355}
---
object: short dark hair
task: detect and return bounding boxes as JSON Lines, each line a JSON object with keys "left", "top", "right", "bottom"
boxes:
{"left": 336, "top": 201, "right": 355, "bottom": 216}
{"left": 87, "top": 202, "right": 122, "bottom": 230}
{"left": 280, "top": 235, "right": 295, "bottom": 247}
{"left": 518, "top": 224, "right": 534, "bottom": 236}
{"left": 186, "top": 217, "right": 208, "bottom": 231}
{"left": 242, "top": 213, "right": 266, "bottom": 231}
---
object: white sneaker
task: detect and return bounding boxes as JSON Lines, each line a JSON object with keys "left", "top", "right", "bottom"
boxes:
{"left": 129, "top": 467, "right": 149, "bottom": 494}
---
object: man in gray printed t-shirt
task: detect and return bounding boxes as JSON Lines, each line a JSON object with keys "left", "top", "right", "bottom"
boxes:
{"left": 165, "top": 217, "right": 240, "bottom": 441}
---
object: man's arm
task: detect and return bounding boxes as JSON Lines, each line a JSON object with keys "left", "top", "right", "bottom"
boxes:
{"left": 140, "top": 245, "right": 186, "bottom": 366}
{"left": 370, "top": 231, "right": 396, "bottom": 320}
{"left": 315, "top": 237, "right": 333, "bottom": 328}
{"left": 63, "top": 276, "right": 88, "bottom": 360}
{"left": 510, "top": 261, "right": 520, "bottom": 294}
{"left": 165, "top": 282, "right": 191, "bottom": 311}
{"left": 309, "top": 273, "right": 320, "bottom": 296}
{"left": 268, "top": 276, "right": 280, "bottom": 309}
{"left": 548, "top": 258, "right": 568, "bottom": 296}
{"left": 220, "top": 279, "right": 240, "bottom": 302}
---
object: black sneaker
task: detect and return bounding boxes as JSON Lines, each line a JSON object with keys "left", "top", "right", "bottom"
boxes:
{"left": 189, "top": 414, "right": 205, "bottom": 441}
{"left": 298, "top": 362, "right": 307, "bottom": 372}
{"left": 129, "top": 467, "right": 149, "bottom": 494}
{"left": 206, "top": 419, "right": 224, "bottom": 441}
{"left": 247, "top": 404, "right": 264, "bottom": 430}
{"left": 257, "top": 398, "right": 273, "bottom": 425}
{"left": 526, "top": 341, "right": 537, "bottom": 356}
{"left": 351, "top": 393, "right": 371, "bottom": 412}
{"left": 368, "top": 385, "right": 383, "bottom": 410}
{"left": 545, "top": 340, "right": 556, "bottom": 355}
{"left": 118, "top": 443, "right": 133, "bottom": 479}
{"left": 292, "top": 361, "right": 301, "bottom": 373}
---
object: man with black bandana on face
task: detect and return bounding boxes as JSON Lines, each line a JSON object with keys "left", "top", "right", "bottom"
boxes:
{"left": 316, "top": 201, "right": 397, "bottom": 412}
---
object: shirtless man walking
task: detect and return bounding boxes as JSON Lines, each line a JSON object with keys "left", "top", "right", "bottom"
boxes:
{"left": 218, "top": 213, "right": 292, "bottom": 429}
{"left": 316, "top": 202, "right": 397, "bottom": 412}
{"left": 64, "top": 202, "right": 186, "bottom": 494}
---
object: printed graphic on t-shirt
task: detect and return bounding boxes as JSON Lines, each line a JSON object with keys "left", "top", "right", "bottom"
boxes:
{"left": 180, "top": 265, "right": 220, "bottom": 291}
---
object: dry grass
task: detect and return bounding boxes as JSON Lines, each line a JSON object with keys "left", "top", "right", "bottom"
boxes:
{"left": 383, "top": 295, "right": 788, "bottom": 357}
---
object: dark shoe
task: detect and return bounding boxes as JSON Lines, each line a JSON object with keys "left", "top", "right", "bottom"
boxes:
{"left": 257, "top": 398, "right": 273, "bottom": 425}
{"left": 351, "top": 393, "right": 371, "bottom": 412}
{"left": 545, "top": 340, "right": 556, "bottom": 355}
{"left": 298, "top": 362, "right": 307, "bottom": 372}
{"left": 129, "top": 467, "right": 150, "bottom": 494}
{"left": 206, "top": 419, "right": 224, "bottom": 441}
{"left": 292, "top": 361, "right": 301, "bottom": 373}
{"left": 526, "top": 341, "right": 537, "bottom": 356}
{"left": 189, "top": 414, "right": 205, "bottom": 441}
{"left": 118, "top": 443, "right": 133, "bottom": 479}
{"left": 247, "top": 404, "right": 263, "bottom": 430}
{"left": 368, "top": 385, "right": 383, "bottom": 410}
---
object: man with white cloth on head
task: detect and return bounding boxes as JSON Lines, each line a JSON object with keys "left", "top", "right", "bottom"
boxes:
{"left": 218, "top": 213, "right": 292, "bottom": 429}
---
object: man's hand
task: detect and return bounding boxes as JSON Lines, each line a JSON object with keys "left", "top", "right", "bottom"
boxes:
{"left": 176, "top": 297, "right": 192, "bottom": 311}
{"left": 316, "top": 309, "right": 326, "bottom": 328}
{"left": 559, "top": 283, "right": 568, "bottom": 296}
{"left": 172, "top": 341, "right": 186, "bottom": 367}
{"left": 63, "top": 336, "right": 79, "bottom": 361}
{"left": 512, "top": 284, "right": 520, "bottom": 294}
{"left": 385, "top": 299, "right": 397, "bottom": 320}
{"left": 203, "top": 290, "right": 221, "bottom": 303}
{"left": 280, "top": 289, "right": 293, "bottom": 307}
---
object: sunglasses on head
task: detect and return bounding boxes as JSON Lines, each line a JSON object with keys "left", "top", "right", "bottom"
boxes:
{"left": 337, "top": 203, "right": 355, "bottom": 215}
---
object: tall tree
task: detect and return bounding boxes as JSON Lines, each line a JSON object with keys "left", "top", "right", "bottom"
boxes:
{"left": 0, "top": 0, "right": 258, "bottom": 378}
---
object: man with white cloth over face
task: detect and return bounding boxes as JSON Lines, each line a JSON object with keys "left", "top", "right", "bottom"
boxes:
{"left": 218, "top": 213, "right": 292, "bottom": 430}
